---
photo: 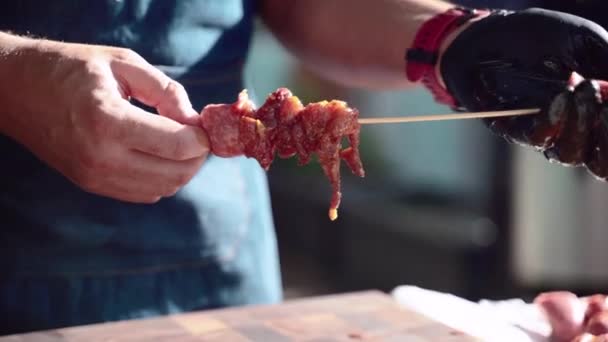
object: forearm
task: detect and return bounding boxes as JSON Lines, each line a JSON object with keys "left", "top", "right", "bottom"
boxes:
{"left": 0, "top": 32, "right": 34, "bottom": 81}
{"left": 260, "top": 0, "right": 453, "bottom": 89}
{"left": 0, "top": 32, "right": 37, "bottom": 131}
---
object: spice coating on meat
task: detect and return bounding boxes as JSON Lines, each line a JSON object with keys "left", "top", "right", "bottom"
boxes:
{"left": 200, "top": 88, "right": 365, "bottom": 220}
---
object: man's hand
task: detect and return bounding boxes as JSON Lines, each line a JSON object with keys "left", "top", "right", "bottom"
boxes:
{"left": 0, "top": 33, "right": 209, "bottom": 203}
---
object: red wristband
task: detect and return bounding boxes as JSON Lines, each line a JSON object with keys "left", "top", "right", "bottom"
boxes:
{"left": 406, "top": 7, "right": 488, "bottom": 107}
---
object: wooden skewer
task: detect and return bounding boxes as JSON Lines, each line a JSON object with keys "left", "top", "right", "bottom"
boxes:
{"left": 358, "top": 108, "right": 539, "bottom": 125}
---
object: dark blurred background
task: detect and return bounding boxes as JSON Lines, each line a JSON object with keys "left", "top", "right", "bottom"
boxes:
{"left": 244, "top": 0, "right": 608, "bottom": 304}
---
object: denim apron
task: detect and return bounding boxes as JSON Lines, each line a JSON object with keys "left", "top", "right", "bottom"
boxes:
{"left": 0, "top": 0, "right": 282, "bottom": 335}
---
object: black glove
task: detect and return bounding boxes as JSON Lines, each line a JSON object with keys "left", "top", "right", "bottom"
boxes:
{"left": 524, "top": 74, "right": 608, "bottom": 180}
{"left": 537, "top": 0, "right": 608, "bottom": 32}
{"left": 440, "top": 8, "right": 608, "bottom": 177}
{"left": 442, "top": 8, "right": 608, "bottom": 112}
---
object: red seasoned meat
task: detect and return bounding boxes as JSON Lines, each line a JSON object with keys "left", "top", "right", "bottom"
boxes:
{"left": 200, "top": 88, "right": 365, "bottom": 220}
{"left": 535, "top": 291, "right": 608, "bottom": 341}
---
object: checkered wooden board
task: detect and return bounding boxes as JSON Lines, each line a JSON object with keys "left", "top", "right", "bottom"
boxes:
{"left": 0, "top": 291, "right": 480, "bottom": 341}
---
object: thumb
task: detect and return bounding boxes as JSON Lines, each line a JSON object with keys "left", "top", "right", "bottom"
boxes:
{"left": 111, "top": 53, "right": 200, "bottom": 126}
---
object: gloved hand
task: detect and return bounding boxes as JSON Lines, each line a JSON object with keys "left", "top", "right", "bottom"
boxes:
{"left": 518, "top": 72, "right": 608, "bottom": 180}
{"left": 537, "top": 0, "right": 608, "bottom": 32}
{"left": 439, "top": 8, "right": 608, "bottom": 178}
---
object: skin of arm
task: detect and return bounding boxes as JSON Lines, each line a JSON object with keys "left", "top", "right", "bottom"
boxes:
{"left": 260, "top": 0, "right": 453, "bottom": 90}
{"left": 0, "top": 32, "right": 36, "bottom": 131}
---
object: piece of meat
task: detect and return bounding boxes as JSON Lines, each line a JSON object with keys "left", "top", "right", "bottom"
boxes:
{"left": 587, "top": 312, "right": 608, "bottom": 336}
{"left": 572, "top": 333, "right": 608, "bottom": 342}
{"left": 199, "top": 88, "right": 365, "bottom": 220}
{"left": 584, "top": 295, "right": 608, "bottom": 326}
{"left": 535, "top": 291, "right": 587, "bottom": 342}
{"left": 200, "top": 90, "right": 256, "bottom": 157}
{"left": 533, "top": 292, "right": 608, "bottom": 342}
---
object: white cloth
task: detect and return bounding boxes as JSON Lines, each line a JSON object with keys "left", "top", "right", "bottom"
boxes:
{"left": 391, "top": 286, "right": 552, "bottom": 342}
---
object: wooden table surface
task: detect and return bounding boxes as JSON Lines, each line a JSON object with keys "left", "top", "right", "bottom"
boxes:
{"left": 0, "top": 290, "right": 479, "bottom": 341}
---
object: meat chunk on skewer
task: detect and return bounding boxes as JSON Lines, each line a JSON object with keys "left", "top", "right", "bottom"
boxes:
{"left": 199, "top": 88, "right": 365, "bottom": 220}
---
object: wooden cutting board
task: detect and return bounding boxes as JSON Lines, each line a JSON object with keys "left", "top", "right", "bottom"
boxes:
{"left": 0, "top": 290, "right": 480, "bottom": 341}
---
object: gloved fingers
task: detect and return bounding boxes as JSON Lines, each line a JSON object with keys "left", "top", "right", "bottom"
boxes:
{"left": 475, "top": 62, "right": 570, "bottom": 147}
{"left": 525, "top": 91, "right": 571, "bottom": 149}
{"left": 483, "top": 115, "right": 538, "bottom": 146}
{"left": 543, "top": 79, "right": 598, "bottom": 166}
{"left": 482, "top": 90, "right": 571, "bottom": 149}
{"left": 585, "top": 106, "right": 608, "bottom": 180}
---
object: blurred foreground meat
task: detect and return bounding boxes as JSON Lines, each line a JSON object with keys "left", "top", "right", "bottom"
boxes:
{"left": 535, "top": 292, "right": 608, "bottom": 341}
{"left": 199, "top": 88, "right": 365, "bottom": 221}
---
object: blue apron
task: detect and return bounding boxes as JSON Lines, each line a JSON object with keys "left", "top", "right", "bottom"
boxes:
{"left": 0, "top": 0, "right": 282, "bottom": 334}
